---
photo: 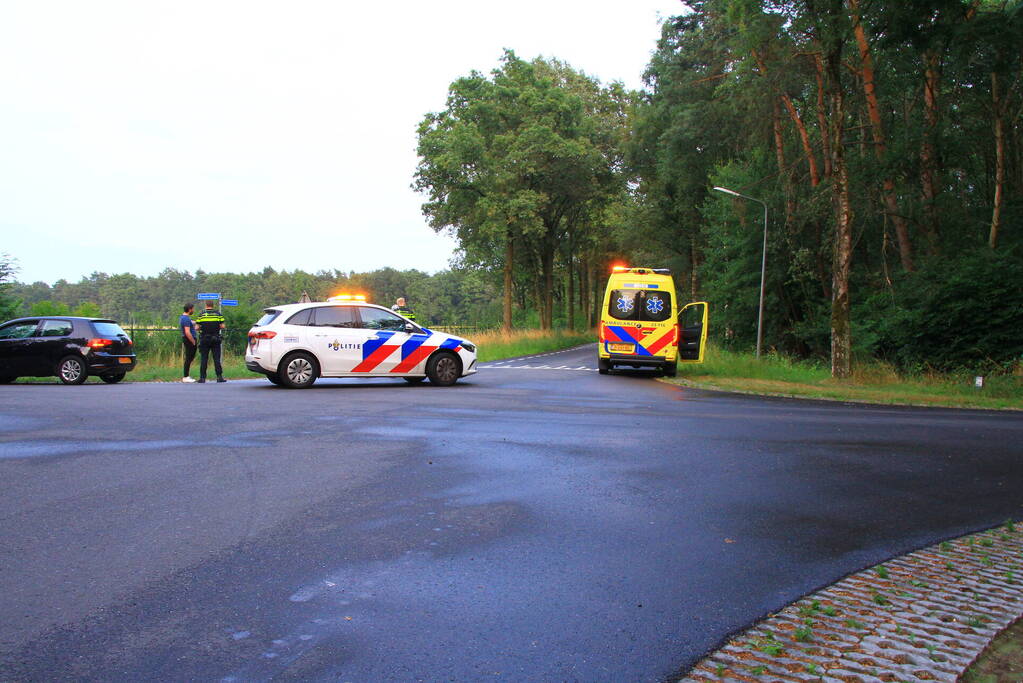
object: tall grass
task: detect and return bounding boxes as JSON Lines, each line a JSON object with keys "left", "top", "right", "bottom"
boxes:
{"left": 675, "top": 342, "right": 1023, "bottom": 410}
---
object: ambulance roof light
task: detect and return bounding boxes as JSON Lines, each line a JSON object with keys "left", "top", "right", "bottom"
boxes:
{"left": 611, "top": 265, "right": 629, "bottom": 272}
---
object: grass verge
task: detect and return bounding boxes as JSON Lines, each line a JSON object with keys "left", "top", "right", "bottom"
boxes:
{"left": 665, "top": 343, "right": 1023, "bottom": 411}
{"left": 471, "top": 328, "right": 593, "bottom": 362}
{"left": 962, "top": 616, "right": 1023, "bottom": 682}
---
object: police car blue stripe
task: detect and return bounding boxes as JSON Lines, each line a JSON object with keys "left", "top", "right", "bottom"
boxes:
{"left": 401, "top": 334, "right": 431, "bottom": 359}
{"left": 362, "top": 331, "right": 397, "bottom": 359}
{"left": 440, "top": 338, "right": 461, "bottom": 351}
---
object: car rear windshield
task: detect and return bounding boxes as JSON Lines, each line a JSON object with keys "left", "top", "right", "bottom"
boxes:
{"left": 254, "top": 310, "right": 281, "bottom": 326}
{"left": 91, "top": 321, "right": 128, "bottom": 337}
{"left": 607, "top": 288, "right": 672, "bottom": 323}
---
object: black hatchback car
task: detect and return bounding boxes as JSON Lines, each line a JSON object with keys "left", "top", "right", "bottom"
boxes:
{"left": 0, "top": 317, "right": 137, "bottom": 384}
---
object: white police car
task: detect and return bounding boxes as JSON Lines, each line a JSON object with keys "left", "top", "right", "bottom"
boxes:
{"left": 245, "top": 296, "right": 478, "bottom": 388}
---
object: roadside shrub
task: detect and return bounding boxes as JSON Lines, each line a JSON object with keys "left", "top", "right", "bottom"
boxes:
{"left": 863, "top": 248, "right": 1023, "bottom": 372}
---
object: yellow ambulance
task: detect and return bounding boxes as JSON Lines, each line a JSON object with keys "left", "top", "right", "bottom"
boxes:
{"left": 597, "top": 266, "right": 708, "bottom": 376}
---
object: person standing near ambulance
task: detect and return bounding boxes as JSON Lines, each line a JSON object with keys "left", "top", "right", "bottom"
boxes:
{"left": 179, "top": 303, "right": 198, "bottom": 383}
{"left": 195, "top": 301, "right": 227, "bottom": 383}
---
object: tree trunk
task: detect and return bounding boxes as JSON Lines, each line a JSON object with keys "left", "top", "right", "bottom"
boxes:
{"left": 541, "top": 247, "right": 555, "bottom": 330}
{"left": 772, "top": 97, "right": 797, "bottom": 230}
{"left": 753, "top": 49, "right": 821, "bottom": 187}
{"left": 567, "top": 253, "right": 575, "bottom": 330}
{"left": 503, "top": 236, "right": 514, "bottom": 332}
{"left": 689, "top": 243, "right": 700, "bottom": 299}
{"left": 825, "top": 37, "right": 852, "bottom": 380}
{"left": 920, "top": 48, "right": 942, "bottom": 251}
{"left": 990, "top": 71, "right": 1005, "bottom": 249}
{"left": 849, "top": 0, "right": 914, "bottom": 271}
{"left": 814, "top": 53, "right": 833, "bottom": 178}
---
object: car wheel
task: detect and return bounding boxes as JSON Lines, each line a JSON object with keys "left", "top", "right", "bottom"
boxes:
{"left": 426, "top": 351, "right": 460, "bottom": 386}
{"left": 403, "top": 376, "right": 426, "bottom": 384}
{"left": 57, "top": 356, "right": 88, "bottom": 385}
{"left": 267, "top": 372, "right": 283, "bottom": 386}
{"left": 0, "top": 376, "right": 16, "bottom": 384}
{"left": 598, "top": 358, "right": 611, "bottom": 375}
{"left": 279, "top": 352, "right": 318, "bottom": 389}
{"left": 662, "top": 362, "right": 677, "bottom": 378}
{"left": 100, "top": 372, "right": 126, "bottom": 384}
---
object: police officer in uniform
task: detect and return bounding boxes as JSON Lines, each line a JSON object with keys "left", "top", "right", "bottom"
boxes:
{"left": 195, "top": 300, "right": 227, "bottom": 383}
{"left": 392, "top": 297, "right": 416, "bottom": 321}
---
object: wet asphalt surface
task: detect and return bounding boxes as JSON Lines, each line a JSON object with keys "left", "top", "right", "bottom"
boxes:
{"left": 1, "top": 344, "right": 1021, "bottom": 682}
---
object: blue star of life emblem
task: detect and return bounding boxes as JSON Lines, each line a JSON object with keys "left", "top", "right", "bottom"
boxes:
{"left": 616, "top": 296, "right": 634, "bottom": 313}
{"left": 646, "top": 297, "right": 664, "bottom": 314}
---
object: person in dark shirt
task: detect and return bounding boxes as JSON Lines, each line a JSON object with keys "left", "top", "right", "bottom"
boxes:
{"left": 179, "top": 303, "right": 198, "bottom": 383}
{"left": 194, "top": 301, "right": 227, "bottom": 383}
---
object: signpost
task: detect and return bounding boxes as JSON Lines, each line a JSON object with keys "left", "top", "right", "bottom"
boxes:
{"left": 197, "top": 292, "right": 221, "bottom": 300}
{"left": 222, "top": 299, "right": 238, "bottom": 306}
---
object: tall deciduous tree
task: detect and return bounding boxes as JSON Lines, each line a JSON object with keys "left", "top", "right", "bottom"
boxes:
{"left": 0, "top": 253, "right": 21, "bottom": 320}
{"left": 414, "top": 51, "right": 627, "bottom": 330}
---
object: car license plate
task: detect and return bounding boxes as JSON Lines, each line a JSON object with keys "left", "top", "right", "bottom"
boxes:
{"left": 609, "top": 343, "right": 634, "bottom": 353}
{"left": 118, "top": 357, "right": 132, "bottom": 364}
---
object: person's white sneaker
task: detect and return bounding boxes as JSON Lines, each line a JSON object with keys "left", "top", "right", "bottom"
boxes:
{"left": 181, "top": 377, "right": 197, "bottom": 383}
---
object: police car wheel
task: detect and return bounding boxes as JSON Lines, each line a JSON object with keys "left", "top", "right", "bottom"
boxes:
{"left": 403, "top": 376, "right": 426, "bottom": 384}
{"left": 598, "top": 358, "right": 611, "bottom": 375}
{"left": 426, "top": 352, "right": 460, "bottom": 386}
{"left": 57, "top": 356, "right": 88, "bottom": 385}
{"left": 279, "top": 352, "right": 318, "bottom": 389}
{"left": 100, "top": 372, "right": 126, "bottom": 384}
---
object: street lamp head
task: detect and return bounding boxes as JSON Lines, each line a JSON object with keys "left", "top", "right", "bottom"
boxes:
{"left": 713, "top": 186, "right": 741, "bottom": 198}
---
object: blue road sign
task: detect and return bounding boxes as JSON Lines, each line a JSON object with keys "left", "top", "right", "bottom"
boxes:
{"left": 197, "top": 292, "right": 221, "bottom": 300}
{"left": 222, "top": 299, "right": 239, "bottom": 306}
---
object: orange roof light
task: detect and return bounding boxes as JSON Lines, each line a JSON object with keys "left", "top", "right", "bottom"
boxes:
{"left": 611, "top": 264, "right": 629, "bottom": 273}
{"left": 327, "top": 294, "right": 367, "bottom": 302}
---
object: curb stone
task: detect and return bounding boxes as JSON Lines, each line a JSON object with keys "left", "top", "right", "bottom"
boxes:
{"left": 679, "top": 523, "right": 1023, "bottom": 682}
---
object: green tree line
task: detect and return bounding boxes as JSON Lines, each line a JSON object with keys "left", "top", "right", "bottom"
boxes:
{"left": 4, "top": 265, "right": 514, "bottom": 330}
{"left": 414, "top": 3, "right": 1023, "bottom": 375}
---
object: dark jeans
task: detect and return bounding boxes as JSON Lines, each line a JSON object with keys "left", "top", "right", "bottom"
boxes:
{"left": 182, "top": 338, "right": 197, "bottom": 377}
{"left": 199, "top": 336, "right": 223, "bottom": 379}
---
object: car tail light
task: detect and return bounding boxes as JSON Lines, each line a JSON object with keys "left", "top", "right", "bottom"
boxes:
{"left": 248, "top": 331, "right": 277, "bottom": 340}
{"left": 87, "top": 338, "right": 114, "bottom": 349}
{"left": 672, "top": 323, "right": 680, "bottom": 346}
{"left": 598, "top": 325, "right": 606, "bottom": 343}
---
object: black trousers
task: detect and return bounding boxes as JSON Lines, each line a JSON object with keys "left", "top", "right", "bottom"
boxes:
{"left": 199, "top": 336, "right": 223, "bottom": 379}
{"left": 182, "top": 338, "right": 197, "bottom": 376}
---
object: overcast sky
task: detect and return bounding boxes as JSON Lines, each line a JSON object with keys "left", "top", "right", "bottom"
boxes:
{"left": 1, "top": 1, "right": 684, "bottom": 285}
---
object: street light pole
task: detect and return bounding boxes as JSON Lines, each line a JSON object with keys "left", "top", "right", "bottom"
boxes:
{"left": 713, "top": 186, "right": 768, "bottom": 359}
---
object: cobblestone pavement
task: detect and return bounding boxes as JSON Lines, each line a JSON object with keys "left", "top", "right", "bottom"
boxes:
{"left": 681, "top": 523, "right": 1023, "bottom": 682}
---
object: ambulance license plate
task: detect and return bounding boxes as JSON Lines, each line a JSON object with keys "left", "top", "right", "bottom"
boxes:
{"left": 609, "top": 343, "right": 634, "bottom": 353}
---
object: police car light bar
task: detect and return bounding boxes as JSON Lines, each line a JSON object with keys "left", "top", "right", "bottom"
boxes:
{"left": 327, "top": 294, "right": 367, "bottom": 302}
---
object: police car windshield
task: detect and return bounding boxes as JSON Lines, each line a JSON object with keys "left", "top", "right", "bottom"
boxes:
{"left": 608, "top": 289, "right": 672, "bottom": 323}
{"left": 254, "top": 310, "right": 281, "bottom": 326}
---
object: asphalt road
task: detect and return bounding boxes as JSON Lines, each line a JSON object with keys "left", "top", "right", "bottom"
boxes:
{"left": 1, "top": 344, "right": 1021, "bottom": 682}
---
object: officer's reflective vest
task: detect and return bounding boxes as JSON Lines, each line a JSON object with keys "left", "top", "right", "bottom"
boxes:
{"left": 195, "top": 310, "right": 225, "bottom": 338}
{"left": 393, "top": 305, "right": 416, "bottom": 321}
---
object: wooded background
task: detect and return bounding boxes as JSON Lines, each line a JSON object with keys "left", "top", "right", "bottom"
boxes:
{"left": 4, "top": 0, "right": 1021, "bottom": 375}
